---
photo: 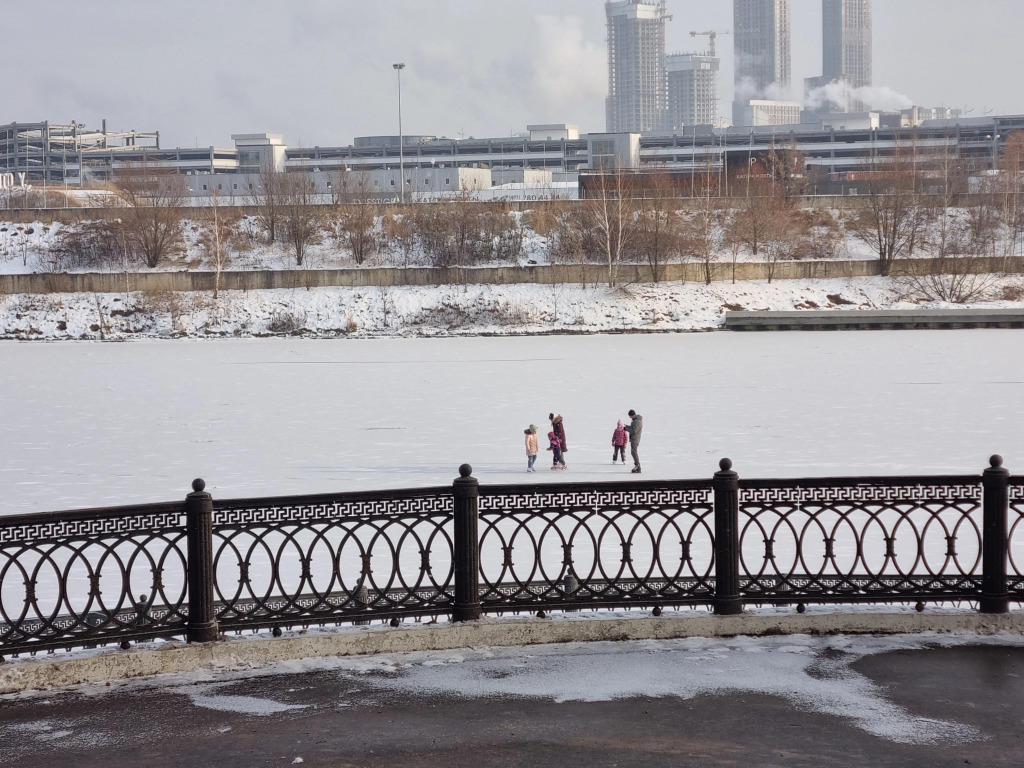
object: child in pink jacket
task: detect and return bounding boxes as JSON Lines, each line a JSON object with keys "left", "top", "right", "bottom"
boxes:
{"left": 612, "top": 420, "right": 628, "bottom": 464}
{"left": 547, "top": 431, "right": 567, "bottom": 470}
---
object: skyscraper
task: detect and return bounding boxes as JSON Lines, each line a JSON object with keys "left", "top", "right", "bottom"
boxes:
{"left": 605, "top": 0, "right": 668, "bottom": 133}
{"left": 823, "top": 0, "right": 872, "bottom": 88}
{"left": 733, "top": 0, "right": 791, "bottom": 125}
{"left": 806, "top": 0, "right": 872, "bottom": 114}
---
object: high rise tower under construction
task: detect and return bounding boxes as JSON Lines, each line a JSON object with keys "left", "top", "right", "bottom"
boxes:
{"left": 605, "top": 0, "right": 669, "bottom": 133}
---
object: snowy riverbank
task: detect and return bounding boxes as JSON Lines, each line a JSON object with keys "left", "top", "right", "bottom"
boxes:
{"left": 4, "top": 274, "right": 1024, "bottom": 340}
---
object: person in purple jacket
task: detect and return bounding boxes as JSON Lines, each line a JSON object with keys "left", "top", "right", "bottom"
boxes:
{"left": 549, "top": 413, "right": 567, "bottom": 454}
{"left": 547, "top": 430, "right": 567, "bottom": 470}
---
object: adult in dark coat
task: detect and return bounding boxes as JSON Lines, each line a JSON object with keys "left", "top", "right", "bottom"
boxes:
{"left": 549, "top": 413, "right": 567, "bottom": 453}
{"left": 625, "top": 410, "right": 643, "bottom": 473}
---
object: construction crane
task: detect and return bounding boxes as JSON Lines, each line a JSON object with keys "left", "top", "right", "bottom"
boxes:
{"left": 689, "top": 30, "right": 730, "bottom": 58}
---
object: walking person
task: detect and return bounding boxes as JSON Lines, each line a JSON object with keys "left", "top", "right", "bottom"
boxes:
{"left": 625, "top": 409, "right": 643, "bottom": 474}
{"left": 547, "top": 430, "right": 567, "bottom": 470}
{"left": 548, "top": 413, "right": 567, "bottom": 455}
{"left": 524, "top": 425, "right": 538, "bottom": 472}
{"left": 612, "top": 420, "right": 628, "bottom": 464}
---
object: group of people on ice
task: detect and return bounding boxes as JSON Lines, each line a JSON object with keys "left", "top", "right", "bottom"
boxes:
{"left": 524, "top": 410, "right": 643, "bottom": 474}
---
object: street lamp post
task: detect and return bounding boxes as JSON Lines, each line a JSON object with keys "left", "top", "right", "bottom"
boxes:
{"left": 393, "top": 63, "right": 406, "bottom": 205}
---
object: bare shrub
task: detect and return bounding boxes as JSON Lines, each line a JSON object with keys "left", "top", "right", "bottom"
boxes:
{"left": 266, "top": 309, "right": 308, "bottom": 334}
{"left": 549, "top": 204, "right": 601, "bottom": 267}
{"left": 789, "top": 221, "right": 843, "bottom": 260}
{"left": 897, "top": 258, "right": 1001, "bottom": 304}
{"left": 379, "top": 208, "right": 416, "bottom": 267}
{"left": 333, "top": 204, "right": 378, "bottom": 265}
{"left": 997, "top": 282, "right": 1024, "bottom": 302}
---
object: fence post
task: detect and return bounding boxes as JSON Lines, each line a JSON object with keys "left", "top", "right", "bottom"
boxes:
{"left": 713, "top": 458, "right": 743, "bottom": 616}
{"left": 452, "top": 464, "right": 482, "bottom": 622}
{"left": 186, "top": 478, "right": 220, "bottom": 642}
{"left": 981, "top": 455, "right": 1010, "bottom": 614}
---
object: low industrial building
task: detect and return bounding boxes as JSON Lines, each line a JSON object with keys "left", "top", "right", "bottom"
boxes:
{"left": 3, "top": 114, "right": 1023, "bottom": 201}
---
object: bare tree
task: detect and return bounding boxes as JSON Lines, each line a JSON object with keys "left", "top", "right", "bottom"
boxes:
{"left": 585, "top": 169, "right": 638, "bottom": 287}
{"left": 901, "top": 135, "right": 1000, "bottom": 302}
{"left": 250, "top": 161, "right": 284, "bottom": 245}
{"left": 847, "top": 141, "right": 922, "bottom": 277}
{"left": 549, "top": 201, "right": 598, "bottom": 288}
{"left": 682, "top": 163, "right": 724, "bottom": 285}
{"left": 114, "top": 164, "right": 187, "bottom": 268}
{"left": 759, "top": 202, "right": 798, "bottom": 284}
{"left": 997, "top": 130, "right": 1024, "bottom": 265}
{"left": 629, "top": 167, "right": 682, "bottom": 282}
{"left": 279, "top": 172, "right": 322, "bottom": 266}
{"left": 333, "top": 170, "right": 378, "bottom": 265}
{"left": 198, "top": 185, "right": 235, "bottom": 298}
{"left": 763, "top": 139, "right": 809, "bottom": 201}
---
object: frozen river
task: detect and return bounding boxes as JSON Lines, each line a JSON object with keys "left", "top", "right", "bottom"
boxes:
{"left": 1, "top": 330, "right": 1022, "bottom": 516}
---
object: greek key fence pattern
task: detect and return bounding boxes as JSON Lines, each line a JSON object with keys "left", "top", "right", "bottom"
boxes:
{"left": 0, "top": 504, "right": 189, "bottom": 655}
{"left": 738, "top": 477, "right": 984, "bottom": 602}
{"left": 1008, "top": 480, "right": 1024, "bottom": 593}
{"left": 210, "top": 488, "right": 455, "bottom": 631}
{"left": 477, "top": 482, "right": 715, "bottom": 611}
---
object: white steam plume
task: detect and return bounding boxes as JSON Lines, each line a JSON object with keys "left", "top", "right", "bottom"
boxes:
{"left": 532, "top": 16, "right": 605, "bottom": 107}
{"left": 805, "top": 80, "right": 914, "bottom": 112}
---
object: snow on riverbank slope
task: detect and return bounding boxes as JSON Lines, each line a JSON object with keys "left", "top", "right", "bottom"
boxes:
{"left": 4, "top": 275, "right": 1024, "bottom": 340}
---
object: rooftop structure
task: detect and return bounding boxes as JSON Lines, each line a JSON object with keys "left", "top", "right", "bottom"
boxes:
{"left": 742, "top": 99, "right": 802, "bottom": 127}
{"left": 666, "top": 53, "right": 720, "bottom": 129}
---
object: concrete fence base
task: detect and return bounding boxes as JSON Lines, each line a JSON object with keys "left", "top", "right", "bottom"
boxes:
{"left": 2, "top": 610, "right": 1022, "bottom": 694}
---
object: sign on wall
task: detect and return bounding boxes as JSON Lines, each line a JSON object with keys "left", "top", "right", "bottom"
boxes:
{"left": 0, "top": 173, "right": 27, "bottom": 189}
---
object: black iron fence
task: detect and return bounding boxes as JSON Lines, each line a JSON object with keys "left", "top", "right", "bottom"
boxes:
{"left": 0, "top": 457, "right": 1018, "bottom": 658}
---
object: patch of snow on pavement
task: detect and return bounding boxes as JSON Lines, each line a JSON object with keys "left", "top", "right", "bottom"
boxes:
{"left": 174, "top": 682, "right": 309, "bottom": 716}
{"left": 328, "top": 634, "right": 998, "bottom": 745}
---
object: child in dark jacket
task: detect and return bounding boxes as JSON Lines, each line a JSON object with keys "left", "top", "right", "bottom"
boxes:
{"left": 547, "top": 431, "right": 567, "bottom": 470}
{"left": 612, "top": 420, "right": 628, "bottom": 464}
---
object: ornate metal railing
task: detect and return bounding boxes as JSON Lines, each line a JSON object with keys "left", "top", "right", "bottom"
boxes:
{"left": 737, "top": 475, "right": 984, "bottom": 604}
{"left": 210, "top": 485, "right": 455, "bottom": 633}
{"left": 477, "top": 480, "right": 715, "bottom": 612}
{"left": 0, "top": 502, "right": 189, "bottom": 655}
{"left": 1007, "top": 478, "right": 1024, "bottom": 593}
{"left": 0, "top": 457, "right": 1016, "bottom": 658}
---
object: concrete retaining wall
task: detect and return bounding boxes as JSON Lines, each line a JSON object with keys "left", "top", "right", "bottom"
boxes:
{"left": 726, "top": 308, "right": 1024, "bottom": 331}
{"left": 2, "top": 611, "right": 1022, "bottom": 693}
{"left": 3, "top": 257, "right": 1019, "bottom": 296}
{"left": 0, "top": 260, "right": 884, "bottom": 295}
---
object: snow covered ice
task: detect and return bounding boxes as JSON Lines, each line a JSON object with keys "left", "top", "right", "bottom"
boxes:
{"left": 1, "top": 329, "right": 1020, "bottom": 516}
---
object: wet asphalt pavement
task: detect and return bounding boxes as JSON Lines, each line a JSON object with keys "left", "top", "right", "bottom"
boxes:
{"left": 2, "top": 643, "right": 1023, "bottom": 768}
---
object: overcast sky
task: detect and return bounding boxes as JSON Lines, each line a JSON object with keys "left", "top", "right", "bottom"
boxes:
{"left": 6, "top": 1, "right": 1023, "bottom": 149}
